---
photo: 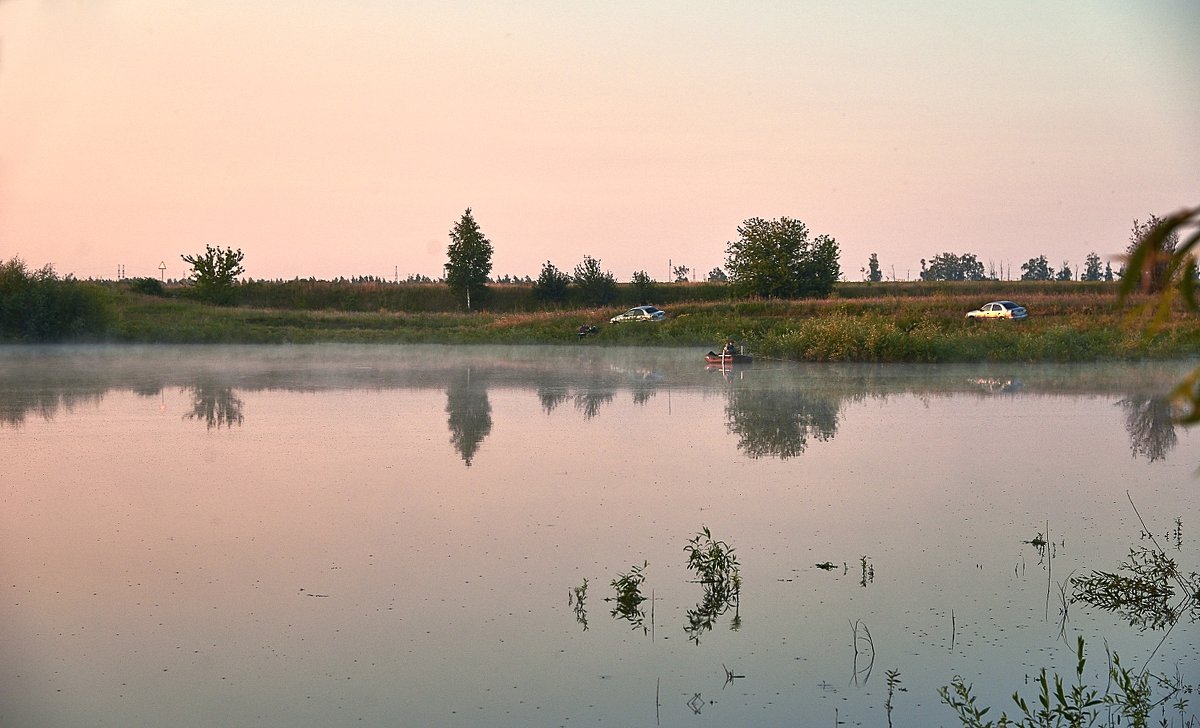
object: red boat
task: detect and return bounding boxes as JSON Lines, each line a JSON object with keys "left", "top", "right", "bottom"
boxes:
{"left": 705, "top": 351, "right": 753, "bottom": 365}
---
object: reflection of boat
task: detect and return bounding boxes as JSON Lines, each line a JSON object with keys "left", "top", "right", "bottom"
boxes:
{"left": 705, "top": 352, "right": 753, "bottom": 365}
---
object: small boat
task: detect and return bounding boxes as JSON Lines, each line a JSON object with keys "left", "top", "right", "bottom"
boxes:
{"left": 705, "top": 351, "right": 753, "bottom": 365}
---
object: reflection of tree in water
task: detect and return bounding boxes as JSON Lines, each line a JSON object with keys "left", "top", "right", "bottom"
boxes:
{"left": 1118, "top": 396, "right": 1177, "bottom": 462}
{"left": 537, "top": 385, "right": 570, "bottom": 415}
{"left": 573, "top": 389, "right": 614, "bottom": 420}
{"left": 684, "top": 579, "right": 740, "bottom": 644}
{"left": 184, "top": 384, "right": 244, "bottom": 430}
{"left": 725, "top": 388, "right": 840, "bottom": 459}
{"left": 631, "top": 386, "right": 656, "bottom": 406}
{"left": 0, "top": 390, "right": 108, "bottom": 428}
{"left": 446, "top": 368, "right": 492, "bottom": 466}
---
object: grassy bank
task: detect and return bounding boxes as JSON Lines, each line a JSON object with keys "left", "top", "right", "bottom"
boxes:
{"left": 90, "top": 284, "right": 1200, "bottom": 363}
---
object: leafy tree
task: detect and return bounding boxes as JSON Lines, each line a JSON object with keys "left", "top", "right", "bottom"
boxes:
{"left": 707, "top": 267, "right": 728, "bottom": 282}
{"left": 181, "top": 245, "right": 245, "bottom": 305}
{"left": 1105, "top": 262, "right": 1113, "bottom": 282}
{"left": 673, "top": 265, "right": 690, "bottom": 283}
{"left": 1125, "top": 214, "right": 1181, "bottom": 293}
{"left": 1055, "top": 261, "right": 1073, "bottom": 281}
{"left": 865, "top": 253, "right": 882, "bottom": 282}
{"left": 532, "top": 261, "right": 571, "bottom": 304}
{"left": 724, "top": 216, "right": 840, "bottom": 298}
{"left": 1082, "top": 252, "right": 1103, "bottom": 282}
{"left": 443, "top": 208, "right": 493, "bottom": 310}
{"left": 919, "top": 252, "right": 985, "bottom": 281}
{"left": 630, "top": 270, "right": 655, "bottom": 304}
{"left": 573, "top": 255, "right": 617, "bottom": 306}
{"left": 1020, "top": 255, "right": 1053, "bottom": 281}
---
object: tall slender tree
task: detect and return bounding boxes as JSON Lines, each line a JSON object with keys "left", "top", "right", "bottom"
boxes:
{"left": 444, "top": 208, "right": 493, "bottom": 310}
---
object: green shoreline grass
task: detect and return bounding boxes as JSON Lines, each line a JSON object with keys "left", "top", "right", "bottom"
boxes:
{"left": 90, "top": 287, "right": 1200, "bottom": 364}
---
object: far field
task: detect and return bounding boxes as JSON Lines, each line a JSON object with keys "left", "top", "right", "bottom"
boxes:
{"left": 97, "top": 280, "right": 1200, "bottom": 364}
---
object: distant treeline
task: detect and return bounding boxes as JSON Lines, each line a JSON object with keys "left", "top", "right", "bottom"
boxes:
{"left": 134, "top": 276, "right": 1121, "bottom": 313}
{"left": 0, "top": 253, "right": 1131, "bottom": 344}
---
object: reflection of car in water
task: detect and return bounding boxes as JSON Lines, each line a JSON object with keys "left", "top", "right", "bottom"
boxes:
{"left": 609, "top": 305, "right": 666, "bottom": 323}
{"left": 972, "top": 377, "right": 1023, "bottom": 394}
{"left": 965, "top": 300, "right": 1028, "bottom": 320}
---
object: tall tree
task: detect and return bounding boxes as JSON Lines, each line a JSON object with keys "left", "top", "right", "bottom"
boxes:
{"left": 866, "top": 253, "right": 882, "bottom": 282}
{"left": 630, "top": 270, "right": 655, "bottom": 304}
{"left": 444, "top": 208, "right": 493, "bottom": 310}
{"left": 573, "top": 255, "right": 617, "bottom": 306}
{"left": 532, "top": 261, "right": 571, "bottom": 304}
{"left": 1126, "top": 214, "right": 1180, "bottom": 293}
{"left": 181, "top": 245, "right": 245, "bottom": 305}
{"left": 1055, "top": 261, "right": 1073, "bottom": 281}
{"left": 919, "top": 252, "right": 985, "bottom": 281}
{"left": 1082, "top": 252, "right": 1103, "bottom": 282}
{"left": 724, "top": 217, "right": 840, "bottom": 298}
{"left": 1020, "top": 255, "right": 1053, "bottom": 281}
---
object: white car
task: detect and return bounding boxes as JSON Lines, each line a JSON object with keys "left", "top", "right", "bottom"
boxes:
{"left": 965, "top": 301, "right": 1028, "bottom": 320}
{"left": 609, "top": 305, "right": 666, "bottom": 324}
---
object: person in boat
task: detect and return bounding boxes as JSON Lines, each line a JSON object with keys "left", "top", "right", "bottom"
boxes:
{"left": 722, "top": 339, "right": 737, "bottom": 356}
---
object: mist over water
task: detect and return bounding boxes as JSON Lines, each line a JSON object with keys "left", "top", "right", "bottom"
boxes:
{"left": 2, "top": 345, "right": 1196, "bottom": 726}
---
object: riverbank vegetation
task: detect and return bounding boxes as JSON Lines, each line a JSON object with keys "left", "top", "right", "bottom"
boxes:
{"left": 15, "top": 278, "right": 1194, "bottom": 364}
{"left": 5, "top": 254, "right": 1198, "bottom": 364}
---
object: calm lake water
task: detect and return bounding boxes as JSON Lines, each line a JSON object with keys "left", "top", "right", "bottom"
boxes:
{"left": 2, "top": 345, "right": 1197, "bottom": 727}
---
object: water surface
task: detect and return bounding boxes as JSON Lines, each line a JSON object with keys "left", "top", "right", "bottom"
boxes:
{"left": 2, "top": 345, "right": 1196, "bottom": 727}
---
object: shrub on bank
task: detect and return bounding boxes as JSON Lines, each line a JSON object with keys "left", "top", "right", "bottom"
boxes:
{"left": 0, "top": 257, "right": 110, "bottom": 341}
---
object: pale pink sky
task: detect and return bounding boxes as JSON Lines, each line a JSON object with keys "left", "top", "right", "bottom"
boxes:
{"left": 1, "top": 0, "right": 1197, "bottom": 282}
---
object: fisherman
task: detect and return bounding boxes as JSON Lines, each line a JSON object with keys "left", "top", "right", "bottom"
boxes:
{"left": 722, "top": 339, "right": 736, "bottom": 356}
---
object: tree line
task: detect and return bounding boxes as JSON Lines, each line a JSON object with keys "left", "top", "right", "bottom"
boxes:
{"left": 906, "top": 217, "right": 1182, "bottom": 284}
{"left": 1, "top": 207, "right": 1188, "bottom": 342}
{"left": 440, "top": 209, "right": 843, "bottom": 310}
{"left": 148, "top": 208, "right": 1187, "bottom": 309}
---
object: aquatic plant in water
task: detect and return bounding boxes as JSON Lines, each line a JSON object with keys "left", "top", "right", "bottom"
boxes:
{"left": 684, "top": 528, "right": 741, "bottom": 643}
{"left": 885, "top": 669, "right": 905, "bottom": 728}
{"left": 1071, "top": 547, "right": 1199, "bottom": 632}
{"left": 940, "top": 637, "right": 1196, "bottom": 728}
{"left": 1071, "top": 500, "right": 1200, "bottom": 633}
{"left": 569, "top": 578, "right": 588, "bottom": 631}
{"left": 685, "top": 527, "right": 740, "bottom": 584}
{"left": 606, "top": 562, "right": 648, "bottom": 632}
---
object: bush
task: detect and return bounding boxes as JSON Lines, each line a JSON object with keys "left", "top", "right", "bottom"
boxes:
{"left": 125, "top": 277, "right": 166, "bottom": 296}
{"left": 0, "top": 257, "right": 109, "bottom": 341}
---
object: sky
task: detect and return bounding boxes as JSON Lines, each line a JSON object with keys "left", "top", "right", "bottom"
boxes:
{"left": 1, "top": 1, "right": 1197, "bottom": 283}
